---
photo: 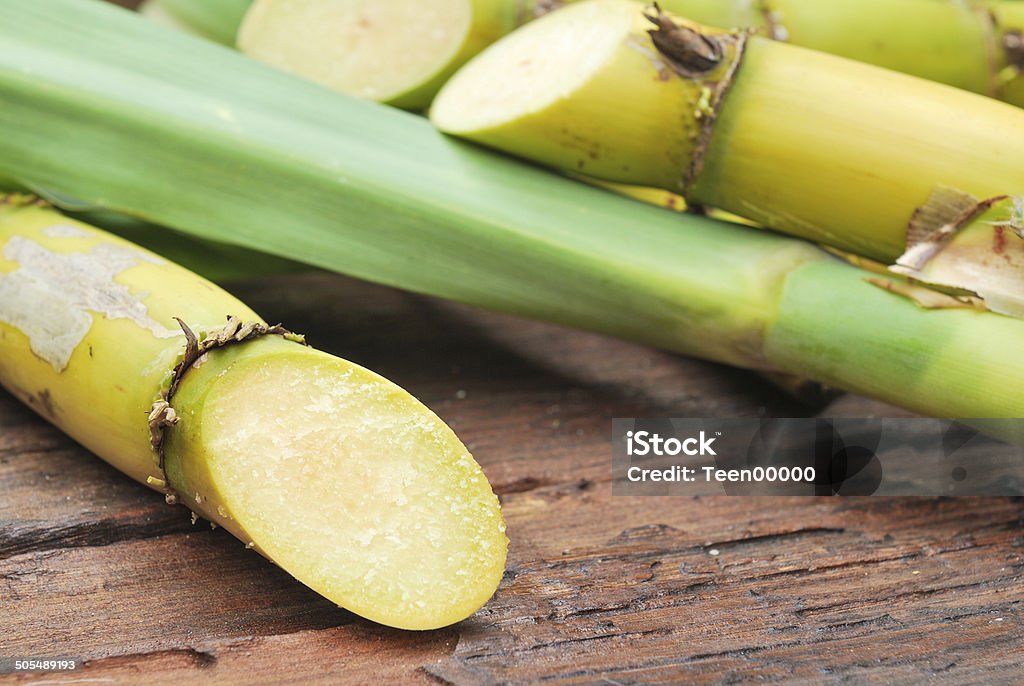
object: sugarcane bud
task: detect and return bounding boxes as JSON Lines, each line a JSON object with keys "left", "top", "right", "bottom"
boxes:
{"left": 644, "top": 3, "right": 723, "bottom": 75}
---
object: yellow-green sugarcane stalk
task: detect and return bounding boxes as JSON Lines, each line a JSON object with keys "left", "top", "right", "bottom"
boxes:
{"left": 652, "top": 0, "right": 1024, "bottom": 107}
{"left": 8, "top": 0, "right": 1024, "bottom": 423}
{"left": 432, "top": 0, "right": 1024, "bottom": 317}
{"left": 0, "top": 196, "right": 507, "bottom": 631}
{"left": 222, "top": 0, "right": 1024, "bottom": 109}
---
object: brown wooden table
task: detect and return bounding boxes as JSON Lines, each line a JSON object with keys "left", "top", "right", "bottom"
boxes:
{"left": 2, "top": 272, "right": 1022, "bottom": 684}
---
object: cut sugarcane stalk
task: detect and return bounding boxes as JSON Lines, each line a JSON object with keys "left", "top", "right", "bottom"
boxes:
{"left": 432, "top": 0, "right": 1024, "bottom": 314}
{"left": 228, "top": 0, "right": 1024, "bottom": 110}
{"left": 0, "top": 196, "right": 507, "bottom": 631}
{"left": 237, "top": 0, "right": 542, "bottom": 110}
{"left": 153, "top": 0, "right": 253, "bottom": 45}
{"left": 6, "top": 0, "right": 1024, "bottom": 419}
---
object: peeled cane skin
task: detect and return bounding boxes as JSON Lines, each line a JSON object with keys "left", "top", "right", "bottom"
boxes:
{"left": 432, "top": 0, "right": 1024, "bottom": 262}
{"left": 0, "top": 200, "right": 507, "bottom": 631}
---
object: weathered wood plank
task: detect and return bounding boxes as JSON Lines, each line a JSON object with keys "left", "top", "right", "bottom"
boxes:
{"left": 0, "top": 406, "right": 191, "bottom": 559}
{"left": 430, "top": 494, "right": 1024, "bottom": 684}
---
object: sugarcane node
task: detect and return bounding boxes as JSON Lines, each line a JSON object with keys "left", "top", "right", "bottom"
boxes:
{"left": 644, "top": 3, "right": 724, "bottom": 76}
{"left": 679, "top": 32, "right": 750, "bottom": 196}
{"left": 147, "top": 314, "right": 309, "bottom": 500}
{"left": 1005, "top": 30, "right": 1024, "bottom": 69}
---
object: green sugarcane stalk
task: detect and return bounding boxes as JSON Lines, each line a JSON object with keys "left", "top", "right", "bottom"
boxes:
{"left": 183, "top": 0, "right": 1024, "bottom": 108}
{"left": 4, "top": 0, "right": 1024, "bottom": 420}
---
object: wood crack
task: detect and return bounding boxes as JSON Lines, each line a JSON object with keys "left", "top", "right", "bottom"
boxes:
{"left": 0, "top": 515, "right": 195, "bottom": 559}
{"left": 698, "top": 526, "right": 848, "bottom": 550}
{"left": 795, "top": 579, "right": 1020, "bottom": 618}
{"left": 542, "top": 526, "right": 850, "bottom": 571}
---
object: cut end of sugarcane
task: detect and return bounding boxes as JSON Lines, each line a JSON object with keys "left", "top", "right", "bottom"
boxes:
{"left": 189, "top": 347, "right": 507, "bottom": 630}
{"left": 432, "top": 0, "right": 634, "bottom": 134}
{"left": 237, "top": 0, "right": 473, "bottom": 107}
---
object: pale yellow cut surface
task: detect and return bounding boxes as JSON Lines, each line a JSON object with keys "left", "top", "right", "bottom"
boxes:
{"left": 432, "top": 0, "right": 633, "bottom": 133}
{"left": 198, "top": 350, "right": 507, "bottom": 630}
{"left": 239, "top": 0, "right": 472, "bottom": 103}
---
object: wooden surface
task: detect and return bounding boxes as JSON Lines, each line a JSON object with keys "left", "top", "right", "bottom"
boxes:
{"left": 2, "top": 272, "right": 1023, "bottom": 685}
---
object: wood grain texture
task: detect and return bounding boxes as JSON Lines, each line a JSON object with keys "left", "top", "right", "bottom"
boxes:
{"left": 2, "top": 272, "right": 1022, "bottom": 685}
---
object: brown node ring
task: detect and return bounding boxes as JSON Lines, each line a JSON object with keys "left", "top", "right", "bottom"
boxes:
{"left": 147, "top": 315, "right": 308, "bottom": 504}
{"left": 643, "top": 4, "right": 750, "bottom": 196}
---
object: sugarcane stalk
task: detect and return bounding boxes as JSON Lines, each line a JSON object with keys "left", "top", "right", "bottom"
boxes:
{"left": 432, "top": 0, "right": 1024, "bottom": 315}
{"left": 5, "top": 0, "right": 1024, "bottom": 419}
{"left": 223, "top": 0, "right": 1024, "bottom": 109}
{"left": 153, "top": 0, "right": 253, "bottom": 45}
{"left": 0, "top": 196, "right": 507, "bottom": 630}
